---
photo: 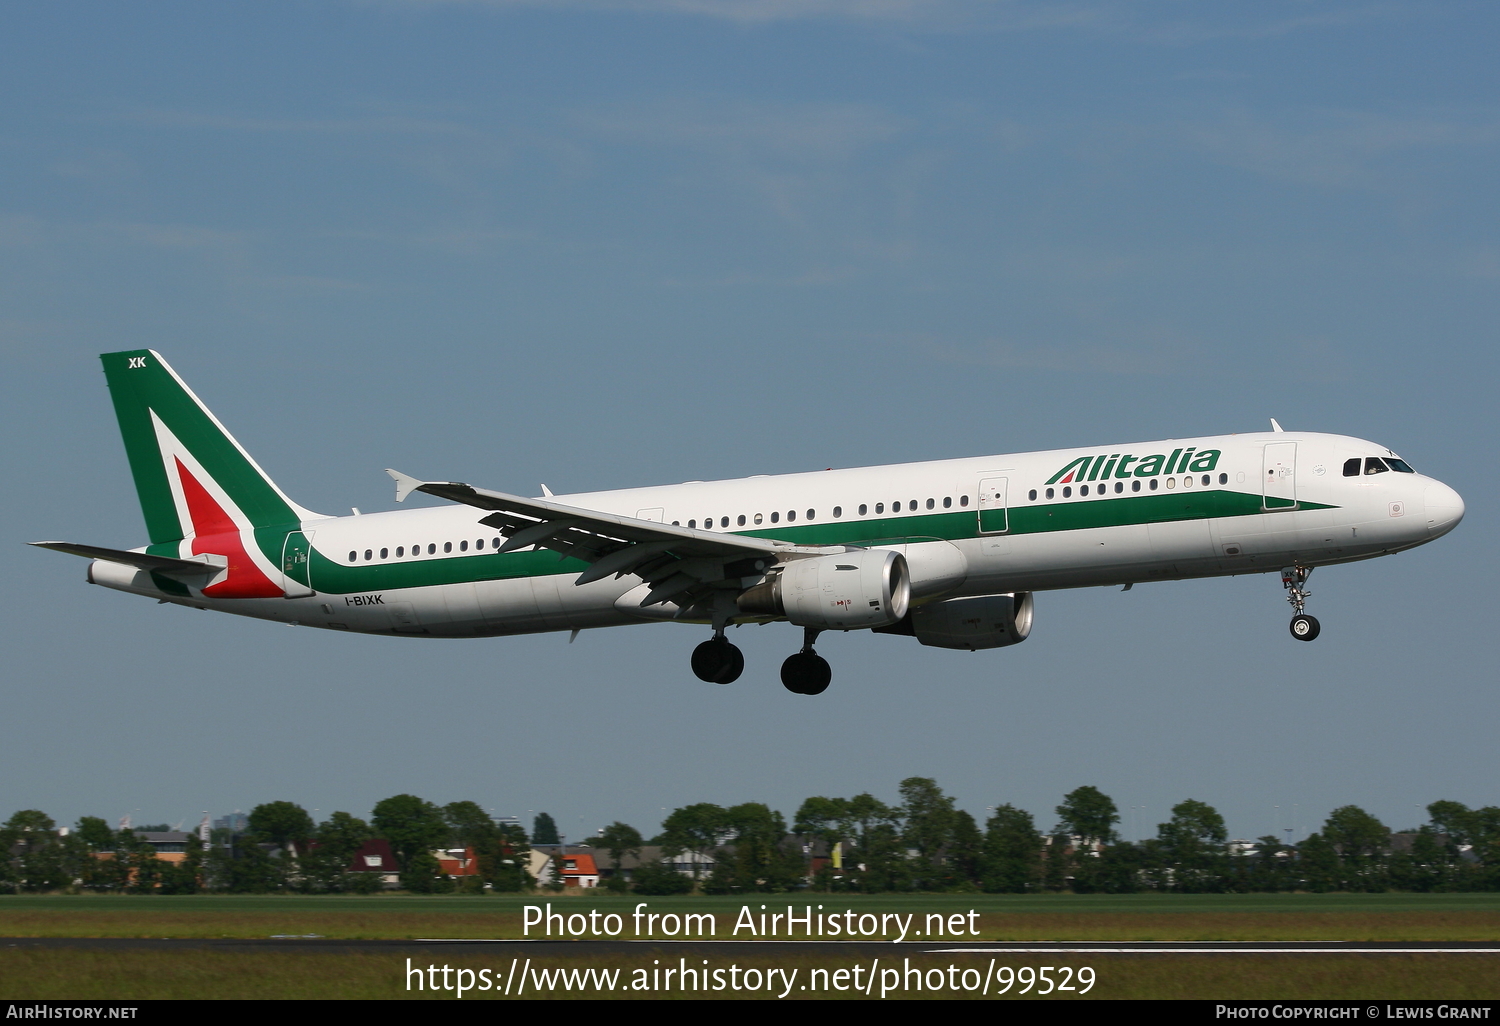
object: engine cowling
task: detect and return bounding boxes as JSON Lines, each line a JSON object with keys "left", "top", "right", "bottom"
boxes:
{"left": 876, "top": 592, "right": 1034, "bottom": 650}
{"left": 737, "top": 549, "right": 910, "bottom": 630}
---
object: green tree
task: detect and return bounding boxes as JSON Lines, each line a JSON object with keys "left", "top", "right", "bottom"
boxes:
{"left": 1321, "top": 806, "right": 1390, "bottom": 892}
{"left": 793, "top": 796, "right": 851, "bottom": 848}
{"left": 299, "top": 812, "right": 375, "bottom": 893}
{"left": 1156, "top": 799, "right": 1228, "bottom": 892}
{"left": 658, "top": 803, "right": 726, "bottom": 879}
{"left": 1055, "top": 786, "right": 1120, "bottom": 847}
{"left": 944, "top": 810, "right": 983, "bottom": 890}
{"left": 247, "top": 802, "right": 315, "bottom": 851}
{"left": 982, "top": 805, "right": 1042, "bottom": 893}
{"left": 75, "top": 817, "right": 116, "bottom": 852}
{"left": 596, "top": 822, "right": 644, "bottom": 876}
{"left": 484, "top": 823, "right": 532, "bottom": 893}
{"left": 898, "top": 777, "right": 956, "bottom": 865}
{"left": 531, "top": 812, "right": 561, "bottom": 846}
{"left": 371, "top": 794, "right": 448, "bottom": 871}
{"left": 444, "top": 802, "right": 499, "bottom": 850}
{"left": 703, "top": 803, "right": 800, "bottom": 894}
{"left": 1297, "top": 832, "right": 1340, "bottom": 892}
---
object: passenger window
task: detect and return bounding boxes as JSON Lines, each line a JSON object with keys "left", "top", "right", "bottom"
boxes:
{"left": 1028, "top": 489, "right": 1037, "bottom": 501}
{"left": 1365, "top": 457, "right": 1389, "bottom": 475}
{"left": 738, "top": 515, "right": 746, "bottom": 526}
{"left": 1045, "top": 488, "right": 1054, "bottom": 499}
{"left": 806, "top": 509, "right": 815, "bottom": 520}
{"left": 396, "top": 546, "right": 404, "bottom": 557}
{"left": 721, "top": 517, "right": 729, "bottom": 528}
{"left": 1114, "top": 481, "right": 1124, "bottom": 493}
{"left": 428, "top": 544, "right": 436, "bottom": 555}
{"left": 833, "top": 506, "right": 842, "bottom": 518}
{"left": 1131, "top": 480, "right": 1141, "bottom": 492}
{"left": 771, "top": 512, "right": 780, "bottom": 523}
{"left": 875, "top": 503, "right": 884, "bottom": 514}
{"left": 787, "top": 510, "right": 796, "bottom": 522}
{"left": 460, "top": 540, "right": 468, "bottom": 552}
{"left": 1183, "top": 476, "right": 1193, "bottom": 489}
{"left": 858, "top": 504, "right": 868, "bottom": 515}
{"left": 443, "top": 542, "right": 452, "bottom": 553}
{"left": 910, "top": 499, "right": 918, "bottom": 510}
{"left": 1062, "top": 486, "right": 1072, "bottom": 498}
{"left": 364, "top": 549, "right": 373, "bottom": 561}
{"left": 1218, "top": 473, "right": 1228, "bottom": 484}
{"left": 688, "top": 520, "right": 696, "bottom": 529}
{"left": 943, "top": 496, "right": 952, "bottom": 508}
{"left": 926, "top": 498, "right": 935, "bottom": 510}
{"left": 492, "top": 538, "right": 501, "bottom": 549}
{"left": 380, "top": 547, "right": 389, "bottom": 558}
{"left": 960, "top": 495, "right": 969, "bottom": 506}
{"left": 754, "top": 513, "right": 764, "bottom": 525}
{"left": 1080, "top": 485, "right": 1089, "bottom": 496}
{"left": 1148, "top": 479, "right": 1158, "bottom": 491}
{"left": 1343, "top": 458, "right": 1362, "bottom": 477}
{"left": 348, "top": 551, "right": 357, "bottom": 562}
{"left": 1201, "top": 475, "right": 1210, "bottom": 487}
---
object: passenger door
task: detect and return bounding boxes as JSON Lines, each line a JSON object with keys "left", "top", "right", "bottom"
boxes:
{"left": 1263, "top": 443, "right": 1297, "bottom": 510}
{"left": 977, "top": 477, "right": 1009, "bottom": 534}
{"left": 280, "top": 531, "right": 315, "bottom": 597}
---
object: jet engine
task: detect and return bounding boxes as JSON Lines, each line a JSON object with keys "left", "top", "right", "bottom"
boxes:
{"left": 737, "top": 549, "right": 910, "bottom": 630}
{"left": 875, "top": 592, "right": 1034, "bottom": 650}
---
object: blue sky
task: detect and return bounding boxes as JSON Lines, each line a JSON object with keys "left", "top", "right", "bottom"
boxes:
{"left": 3, "top": 1, "right": 1496, "bottom": 844}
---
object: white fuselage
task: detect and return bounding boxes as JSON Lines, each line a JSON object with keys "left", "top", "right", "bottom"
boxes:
{"left": 90, "top": 431, "right": 1464, "bottom": 639}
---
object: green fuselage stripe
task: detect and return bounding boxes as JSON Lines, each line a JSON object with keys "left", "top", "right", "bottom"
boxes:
{"left": 302, "top": 489, "right": 1336, "bottom": 596}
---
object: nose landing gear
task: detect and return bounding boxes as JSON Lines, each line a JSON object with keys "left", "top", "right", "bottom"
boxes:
{"left": 781, "top": 627, "right": 832, "bottom": 695}
{"left": 691, "top": 632, "right": 744, "bottom": 684}
{"left": 1282, "top": 565, "right": 1321, "bottom": 641}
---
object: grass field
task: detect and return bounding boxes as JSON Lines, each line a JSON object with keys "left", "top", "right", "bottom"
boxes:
{"left": 4, "top": 894, "right": 1497, "bottom": 999}
{"left": 3, "top": 892, "right": 1499, "bottom": 940}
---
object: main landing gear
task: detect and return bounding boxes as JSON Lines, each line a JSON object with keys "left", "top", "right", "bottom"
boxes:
{"left": 690, "top": 625, "right": 832, "bottom": 694}
{"left": 691, "top": 632, "right": 744, "bottom": 684}
{"left": 1282, "top": 565, "right": 1321, "bottom": 642}
{"left": 781, "top": 627, "right": 831, "bottom": 696}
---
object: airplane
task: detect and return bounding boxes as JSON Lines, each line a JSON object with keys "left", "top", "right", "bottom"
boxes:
{"left": 32, "top": 350, "right": 1465, "bottom": 695}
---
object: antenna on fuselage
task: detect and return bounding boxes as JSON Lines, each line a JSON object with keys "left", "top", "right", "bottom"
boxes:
{"left": 1269, "top": 419, "right": 1285, "bottom": 432}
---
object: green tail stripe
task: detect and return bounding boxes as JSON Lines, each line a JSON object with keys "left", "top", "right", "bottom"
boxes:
{"left": 101, "top": 350, "right": 301, "bottom": 544}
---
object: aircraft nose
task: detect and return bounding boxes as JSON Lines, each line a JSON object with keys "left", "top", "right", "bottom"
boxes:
{"left": 1424, "top": 481, "right": 1465, "bottom": 538}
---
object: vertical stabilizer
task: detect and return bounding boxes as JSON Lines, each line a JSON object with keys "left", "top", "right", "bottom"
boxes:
{"left": 102, "top": 350, "right": 318, "bottom": 542}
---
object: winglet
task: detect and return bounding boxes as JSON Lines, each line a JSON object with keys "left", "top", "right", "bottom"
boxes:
{"left": 385, "top": 469, "right": 426, "bottom": 503}
{"left": 1269, "top": 419, "right": 1285, "bottom": 433}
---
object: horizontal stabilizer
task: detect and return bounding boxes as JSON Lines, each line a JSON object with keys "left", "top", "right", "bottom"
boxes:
{"left": 29, "top": 541, "right": 224, "bottom": 577}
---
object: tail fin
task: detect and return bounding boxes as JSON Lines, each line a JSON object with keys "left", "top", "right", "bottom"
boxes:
{"left": 101, "top": 350, "right": 319, "bottom": 545}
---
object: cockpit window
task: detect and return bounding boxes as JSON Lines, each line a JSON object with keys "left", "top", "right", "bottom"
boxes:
{"left": 1364, "top": 457, "right": 1390, "bottom": 475}
{"left": 1385, "top": 457, "right": 1415, "bottom": 473}
{"left": 1342, "top": 458, "right": 1361, "bottom": 477}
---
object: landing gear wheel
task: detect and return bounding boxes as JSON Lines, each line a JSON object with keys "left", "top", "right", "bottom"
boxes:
{"left": 691, "top": 638, "right": 744, "bottom": 683}
{"left": 781, "top": 651, "right": 832, "bottom": 695}
{"left": 1290, "top": 614, "right": 1320, "bottom": 642}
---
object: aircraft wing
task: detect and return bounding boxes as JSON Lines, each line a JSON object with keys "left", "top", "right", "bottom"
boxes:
{"left": 387, "top": 470, "right": 832, "bottom": 607}
{"left": 29, "top": 541, "right": 223, "bottom": 577}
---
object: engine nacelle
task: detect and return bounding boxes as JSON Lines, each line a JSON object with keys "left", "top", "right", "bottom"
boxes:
{"left": 737, "top": 549, "right": 910, "bottom": 630}
{"left": 876, "top": 592, "right": 1034, "bottom": 650}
